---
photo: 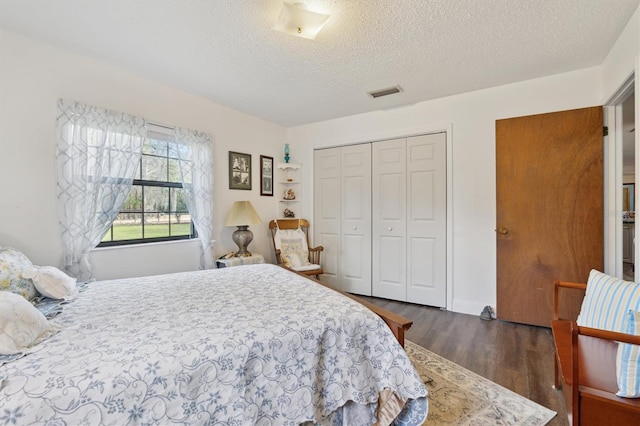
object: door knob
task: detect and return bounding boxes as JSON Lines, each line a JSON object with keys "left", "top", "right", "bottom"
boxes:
{"left": 498, "top": 227, "right": 509, "bottom": 235}
{"left": 353, "top": 226, "right": 357, "bottom": 230}
{"left": 388, "top": 227, "right": 393, "bottom": 231}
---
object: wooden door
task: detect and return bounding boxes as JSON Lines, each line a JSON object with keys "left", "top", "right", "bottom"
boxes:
{"left": 341, "top": 144, "right": 372, "bottom": 295}
{"left": 314, "top": 148, "right": 341, "bottom": 289}
{"left": 372, "top": 138, "right": 407, "bottom": 300}
{"left": 406, "top": 133, "right": 447, "bottom": 307}
{"left": 496, "top": 106, "right": 603, "bottom": 327}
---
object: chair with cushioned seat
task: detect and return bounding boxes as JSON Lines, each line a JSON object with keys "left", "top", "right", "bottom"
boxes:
{"left": 551, "top": 270, "right": 640, "bottom": 425}
{"left": 268, "top": 219, "right": 323, "bottom": 279}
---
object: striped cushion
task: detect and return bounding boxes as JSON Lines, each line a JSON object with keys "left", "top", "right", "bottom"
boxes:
{"left": 577, "top": 270, "right": 640, "bottom": 332}
{"left": 616, "top": 310, "right": 640, "bottom": 398}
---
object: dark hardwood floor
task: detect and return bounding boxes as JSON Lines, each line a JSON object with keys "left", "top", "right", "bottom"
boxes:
{"left": 360, "top": 296, "right": 569, "bottom": 426}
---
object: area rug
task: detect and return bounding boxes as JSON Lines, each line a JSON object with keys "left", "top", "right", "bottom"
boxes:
{"left": 405, "top": 340, "right": 557, "bottom": 425}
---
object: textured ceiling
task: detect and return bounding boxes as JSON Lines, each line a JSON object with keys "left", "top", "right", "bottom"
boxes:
{"left": 0, "top": 0, "right": 638, "bottom": 127}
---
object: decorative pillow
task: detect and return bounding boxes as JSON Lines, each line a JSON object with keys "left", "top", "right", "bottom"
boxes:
{"left": 275, "top": 229, "right": 311, "bottom": 269}
{"left": 616, "top": 310, "right": 640, "bottom": 398}
{"left": 22, "top": 266, "right": 78, "bottom": 300}
{"left": 0, "top": 247, "right": 37, "bottom": 301}
{"left": 282, "top": 253, "right": 308, "bottom": 269}
{"left": 0, "top": 292, "right": 60, "bottom": 355}
{"left": 577, "top": 269, "right": 640, "bottom": 332}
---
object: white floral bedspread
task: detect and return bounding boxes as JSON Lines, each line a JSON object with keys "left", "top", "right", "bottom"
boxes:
{"left": 0, "top": 264, "right": 427, "bottom": 425}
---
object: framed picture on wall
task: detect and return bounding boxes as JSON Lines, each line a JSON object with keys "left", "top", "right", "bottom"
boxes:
{"left": 229, "top": 151, "right": 251, "bottom": 190}
{"left": 260, "top": 155, "right": 274, "bottom": 196}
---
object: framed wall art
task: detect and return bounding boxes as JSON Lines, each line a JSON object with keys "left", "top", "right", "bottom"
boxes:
{"left": 260, "top": 155, "right": 274, "bottom": 196}
{"left": 229, "top": 151, "right": 251, "bottom": 190}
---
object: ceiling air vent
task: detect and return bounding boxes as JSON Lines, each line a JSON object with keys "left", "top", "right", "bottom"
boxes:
{"left": 368, "top": 85, "right": 403, "bottom": 99}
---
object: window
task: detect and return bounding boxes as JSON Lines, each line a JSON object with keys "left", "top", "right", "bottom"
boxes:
{"left": 99, "top": 135, "right": 196, "bottom": 246}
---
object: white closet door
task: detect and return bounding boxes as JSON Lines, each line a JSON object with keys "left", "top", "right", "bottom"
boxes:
{"left": 372, "top": 139, "right": 407, "bottom": 300}
{"left": 341, "top": 144, "right": 372, "bottom": 295}
{"left": 406, "top": 133, "right": 447, "bottom": 307}
{"left": 314, "top": 148, "right": 341, "bottom": 289}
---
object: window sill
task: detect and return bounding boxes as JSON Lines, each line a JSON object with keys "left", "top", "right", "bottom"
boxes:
{"left": 92, "top": 238, "right": 201, "bottom": 252}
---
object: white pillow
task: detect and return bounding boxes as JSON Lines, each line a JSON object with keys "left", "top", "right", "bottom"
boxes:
{"left": 22, "top": 266, "right": 78, "bottom": 300}
{"left": 0, "top": 292, "right": 60, "bottom": 355}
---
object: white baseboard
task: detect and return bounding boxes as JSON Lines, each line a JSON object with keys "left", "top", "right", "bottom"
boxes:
{"left": 451, "top": 298, "right": 493, "bottom": 318}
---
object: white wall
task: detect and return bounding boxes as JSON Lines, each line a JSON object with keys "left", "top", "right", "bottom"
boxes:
{"left": 0, "top": 29, "right": 286, "bottom": 279}
{"left": 289, "top": 68, "right": 604, "bottom": 316}
{"left": 600, "top": 5, "right": 640, "bottom": 279}
{"left": 602, "top": 7, "right": 639, "bottom": 103}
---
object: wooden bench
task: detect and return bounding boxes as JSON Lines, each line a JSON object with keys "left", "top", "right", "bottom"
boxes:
{"left": 551, "top": 280, "right": 640, "bottom": 425}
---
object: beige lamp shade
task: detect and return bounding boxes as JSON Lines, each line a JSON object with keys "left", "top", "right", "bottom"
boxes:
{"left": 224, "top": 201, "right": 263, "bottom": 227}
{"left": 272, "top": 2, "right": 330, "bottom": 40}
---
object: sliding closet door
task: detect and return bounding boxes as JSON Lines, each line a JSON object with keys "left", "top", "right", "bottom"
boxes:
{"left": 406, "top": 133, "right": 446, "bottom": 307}
{"left": 341, "top": 144, "right": 372, "bottom": 295}
{"left": 314, "top": 148, "right": 341, "bottom": 289}
{"left": 314, "top": 134, "right": 445, "bottom": 303}
{"left": 372, "top": 139, "right": 407, "bottom": 300}
{"left": 371, "top": 133, "right": 447, "bottom": 307}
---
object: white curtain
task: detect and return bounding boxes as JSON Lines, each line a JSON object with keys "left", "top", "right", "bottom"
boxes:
{"left": 56, "top": 99, "right": 146, "bottom": 280}
{"left": 175, "top": 128, "right": 215, "bottom": 269}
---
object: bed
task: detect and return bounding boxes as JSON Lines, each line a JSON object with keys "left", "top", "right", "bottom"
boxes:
{"left": 0, "top": 263, "right": 428, "bottom": 425}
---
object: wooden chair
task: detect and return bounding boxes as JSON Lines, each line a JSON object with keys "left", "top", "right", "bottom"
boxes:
{"left": 551, "top": 280, "right": 640, "bottom": 425}
{"left": 268, "top": 219, "right": 323, "bottom": 279}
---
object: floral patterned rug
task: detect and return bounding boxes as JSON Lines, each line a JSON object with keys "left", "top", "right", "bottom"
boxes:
{"left": 405, "top": 340, "right": 557, "bottom": 425}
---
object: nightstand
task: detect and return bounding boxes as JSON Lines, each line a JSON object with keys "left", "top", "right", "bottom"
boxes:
{"left": 216, "top": 254, "right": 265, "bottom": 268}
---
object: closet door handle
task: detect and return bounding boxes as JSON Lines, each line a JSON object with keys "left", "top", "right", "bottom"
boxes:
{"left": 352, "top": 226, "right": 357, "bottom": 230}
{"left": 388, "top": 227, "right": 393, "bottom": 231}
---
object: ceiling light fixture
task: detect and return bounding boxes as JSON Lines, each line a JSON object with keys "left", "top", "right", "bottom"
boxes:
{"left": 273, "top": 2, "right": 330, "bottom": 40}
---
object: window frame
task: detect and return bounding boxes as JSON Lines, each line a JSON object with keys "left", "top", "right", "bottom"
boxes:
{"left": 98, "top": 137, "right": 197, "bottom": 247}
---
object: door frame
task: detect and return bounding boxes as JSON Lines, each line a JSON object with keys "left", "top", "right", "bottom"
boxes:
{"left": 604, "top": 69, "right": 637, "bottom": 279}
{"left": 312, "top": 123, "right": 454, "bottom": 310}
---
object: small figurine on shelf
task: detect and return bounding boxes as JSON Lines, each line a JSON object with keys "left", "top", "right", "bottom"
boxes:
{"left": 283, "top": 208, "right": 295, "bottom": 218}
{"left": 284, "top": 143, "right": 290, "bottom": 163}
{"left": 284, "top": 188, "right": 296, "bottom": 200}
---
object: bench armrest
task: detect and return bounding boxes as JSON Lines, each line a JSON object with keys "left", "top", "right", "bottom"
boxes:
{"left": 578, "top": 325, "right": 640, "bottom": 345}
{"left": 554, "top": 279, "right": 587, "bottom": 320}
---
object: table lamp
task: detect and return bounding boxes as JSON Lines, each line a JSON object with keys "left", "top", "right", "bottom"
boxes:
{"left": 224, "top": 201, "right": 262, "bottom": 257}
